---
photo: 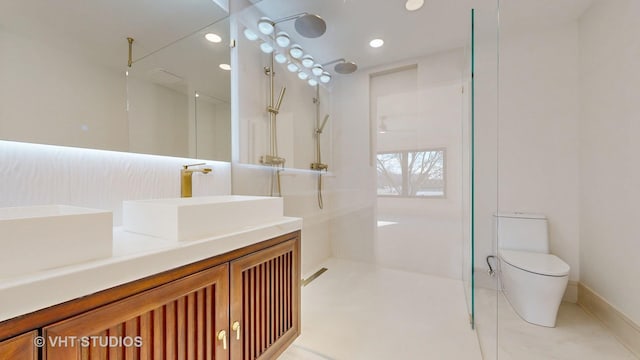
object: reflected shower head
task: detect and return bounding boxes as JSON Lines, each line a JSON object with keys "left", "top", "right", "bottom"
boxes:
{"left": 322, "top": 58, "right": 358, "bottom": 75}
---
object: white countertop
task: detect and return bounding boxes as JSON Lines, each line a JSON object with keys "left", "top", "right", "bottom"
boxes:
{"left": 0, "top": 216, "right": 302, "bottom": 322}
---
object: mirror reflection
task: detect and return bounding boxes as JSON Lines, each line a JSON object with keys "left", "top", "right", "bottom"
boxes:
{"left": 0, "top": 0, "right": 230, "bottom": 161}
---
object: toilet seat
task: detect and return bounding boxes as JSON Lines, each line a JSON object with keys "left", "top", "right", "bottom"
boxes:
{"left": 499, "top": 249, "right": 569, "bottom": 277}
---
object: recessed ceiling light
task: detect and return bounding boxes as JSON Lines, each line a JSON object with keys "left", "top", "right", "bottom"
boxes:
{"left": 405, "top": 0, "right": 424, "bottom": 11}
{"left": 219, "top": 64, "right": 231, "bottom": 71}
{"left": 205, "top": 33, "right": 222, "bottom": 43}
{"left": 369, "top": 38, "right": 384, "bottom": 48}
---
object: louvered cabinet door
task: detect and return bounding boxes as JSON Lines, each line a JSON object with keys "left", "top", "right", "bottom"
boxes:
{"left": 229, "top": 238, "right": 301, "bottom": 360}
{"left": 43, "top": 264, "right": 229, "bottom": 360}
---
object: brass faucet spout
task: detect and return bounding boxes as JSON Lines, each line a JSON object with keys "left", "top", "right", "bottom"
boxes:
{"left": 181, "top": 164, "right": 212, "bottom": 197}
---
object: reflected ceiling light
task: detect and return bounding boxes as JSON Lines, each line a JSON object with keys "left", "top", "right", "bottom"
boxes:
{"left": 289, "top": 44, "right": 304, "bottom": 59}
{"left": 312, "top": 64, "right": 323, "bottom": 76}
{"left": 308, "top": 79, "right": 318, "bottom": 87}
{"left": 274, "top": 52, "right": 288, "bottom": 64}
{"left": 275, "top": 31, "right": 291, "bottom": 47}
{"left": 301, "top": 55, "right": 314, "bottom": 68}
{"left": 405, "top": 0, "right": 425, "bottom": 11}
{"left": 258, "top": 17, "right": 275, "bottom": 35}
{"left": 205, "top": 33, "right": 222, "bottom": 43}
{"left": 320, "top": 71, "right": 331, "bottom": 83}
{"left": 243, "top": 28, "right": 259, "bottom": 41}
{"left": 195, "top": 92, "right": 200, "bottom": 98}
{"left": 298, "top": 71, "right": 309, "bottom": 80}
{"left": 287, "top": 63, "right": 299, "bottom": 72}
{"left": 369, "top": 38, "right": 384, "bottom": 48}
{"left": 219, "top": 63, "right": 231, "bottom": 71}
{"left": 260, "top": 42, "right": 274, "bottom": 53}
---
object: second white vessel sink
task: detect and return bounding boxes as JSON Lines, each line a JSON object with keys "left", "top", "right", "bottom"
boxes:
{"left": 0, "top": 205, "right": 113, "bottom": 277}
{"left": 122, "top": 195, "right": 284, "bottom": 242}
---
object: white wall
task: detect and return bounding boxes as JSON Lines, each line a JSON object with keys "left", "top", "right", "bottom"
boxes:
{"left": 328, "top": 71, "right": 377, "bottom": 264}
{"left": 578, "top": 0, "right": 640, "bottom": 325}
{"left": 495, "top": 22, "right": 581, "bottom": 282}
{"left": 0, "top": 27, "right": 128, "bottom": 151}
{"left": 127, "top": 77, "right": 190, "bottom": 157}
{"left": 195, "top": 96, "right": 232, "bottom": 161}
{"left": 372, "top": 50, "right": 465, "bottom": 279}
{"left": 0, "top": 141, "right": 231, "bottom": 226}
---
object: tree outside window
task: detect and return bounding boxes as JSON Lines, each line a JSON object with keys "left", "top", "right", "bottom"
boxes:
{"left": 376, "top": 149, "right": 445, "bottom": 197}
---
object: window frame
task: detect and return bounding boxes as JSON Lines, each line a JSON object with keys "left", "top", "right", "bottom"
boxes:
{"left": 376, "top": 147, "right": 447, "bottom": 199}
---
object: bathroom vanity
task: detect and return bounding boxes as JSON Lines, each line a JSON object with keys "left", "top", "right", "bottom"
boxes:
{"left": 0, "top": 198, "right": 301, "bottom": 360}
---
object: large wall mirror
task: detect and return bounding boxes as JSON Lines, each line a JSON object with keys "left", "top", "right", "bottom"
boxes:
{"left": 0, "top": 0, "right": 231, "bottom": 162}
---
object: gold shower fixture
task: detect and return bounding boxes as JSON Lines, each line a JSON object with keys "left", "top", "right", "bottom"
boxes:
{"left": 127, "top": 37, "right": 134, "bottom": 68}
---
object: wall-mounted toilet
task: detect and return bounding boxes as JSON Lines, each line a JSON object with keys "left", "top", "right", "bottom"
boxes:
{"left": 495, "top": 212, "right": 570, "bottom": 327}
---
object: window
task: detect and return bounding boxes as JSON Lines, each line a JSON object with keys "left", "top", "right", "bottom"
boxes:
{"left": 376, "top": 149, "right": 445, "bottom": 198}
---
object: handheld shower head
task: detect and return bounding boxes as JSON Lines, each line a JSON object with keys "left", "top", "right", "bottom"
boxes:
{"left": 318, "top": 114, "right": 330, "bottom": 133}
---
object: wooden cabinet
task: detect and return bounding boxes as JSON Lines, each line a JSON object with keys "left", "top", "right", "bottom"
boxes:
{"left": 0, "top": 331, "right": 38, "bottom": 360}
{"left": 17, "top": 233, "right": 301, "bottom": 360}
{"left": 44, "top": 264, "right": 229, "bottom": 360}
{"left": 230, "top": 239, "right": 300, "bottom": 360}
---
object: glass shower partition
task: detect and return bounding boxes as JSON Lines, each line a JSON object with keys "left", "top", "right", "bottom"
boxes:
{"left": 463, "top": 2, "right": 500, "bottom": 359}
{"left": 461, "top": 8, "right": 475, "bottom": 329}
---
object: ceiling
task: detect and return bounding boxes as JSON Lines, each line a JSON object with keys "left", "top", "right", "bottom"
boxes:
{"left": 0, "top": 0, "right": 595, "bottom": 97}
{"left": 251, "top": 0, "right": 595, "bottom": 73}
{"left": 0, "top": 0, "right": 228, "bottom": 68}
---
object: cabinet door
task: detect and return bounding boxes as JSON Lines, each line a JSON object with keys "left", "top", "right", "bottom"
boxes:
{"left": 0, "top": 331, "right": 38, "bottom": 360}
{"left": 229, "top": 238, "right": 300, "bottom": 360}
{"left": 44, "top": 264, "right": 229, "bottom": 360}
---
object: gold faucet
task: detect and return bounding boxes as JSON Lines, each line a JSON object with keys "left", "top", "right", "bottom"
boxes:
{"left": 181, "top": 163, "right": 212, "bottom": 198}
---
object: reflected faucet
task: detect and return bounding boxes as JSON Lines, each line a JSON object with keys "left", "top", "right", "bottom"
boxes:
{"left": 181, "top": 163, "right": 212, "bottom": 198}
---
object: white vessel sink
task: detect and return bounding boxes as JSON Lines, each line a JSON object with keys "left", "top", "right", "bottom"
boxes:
{"left": 0, "top": 205, "right": 113, "bottom": 277}
{"left": 122, "top": 195, "right": 284, "bottom": 242}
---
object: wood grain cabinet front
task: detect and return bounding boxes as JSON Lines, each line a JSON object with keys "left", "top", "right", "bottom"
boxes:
{"left": 37, "top": 234, "right": 300, "bottom": 360}
{"left": 230, "top": 239, "right": 301, "bottom": 360}
{"left": 43, "top": 264, "right": 230, "bottom": 360}
{"left": 0, "top": 331, "right": 38, "bottom": 360}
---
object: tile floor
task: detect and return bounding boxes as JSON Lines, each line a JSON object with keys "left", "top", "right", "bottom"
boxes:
{"left": 279, "top": 258, "right": 482, "bottom": 360}
{"left": 475, "top": 287, "right": 638, "bottom": 360}
{"left": 280, "top": 258, "right": 638, "bottom": 360}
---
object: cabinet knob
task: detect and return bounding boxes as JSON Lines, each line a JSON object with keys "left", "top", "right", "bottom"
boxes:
{"left": 217, "top": 330, "right": 227, "bottom": 350}
{"left": 232, "top": 321, "right": 241, "bottom": 340}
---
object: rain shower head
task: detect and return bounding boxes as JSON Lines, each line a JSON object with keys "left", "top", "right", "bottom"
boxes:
{"left": 334, "top": 61, "right": 358, "bottom": 74}
{"left": 293, "top": 13, "right": 327, "bottom": 38}
{"left": 322, "top": 58, "right": 358, "bottom": 75}
{"left": 261, "top": 12, "right": 327, "bottom": 38}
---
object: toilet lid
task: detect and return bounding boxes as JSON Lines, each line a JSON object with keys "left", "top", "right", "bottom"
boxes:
{"left": 499, "top": 249, "right": 570, "bottom": 277}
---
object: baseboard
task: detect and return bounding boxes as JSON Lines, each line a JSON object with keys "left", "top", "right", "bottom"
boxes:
{"left": 563, "top": 280, "right": 578, "bottom": 303}
{"left": 577, "top": 283, "right": 640, "bottom": 357}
